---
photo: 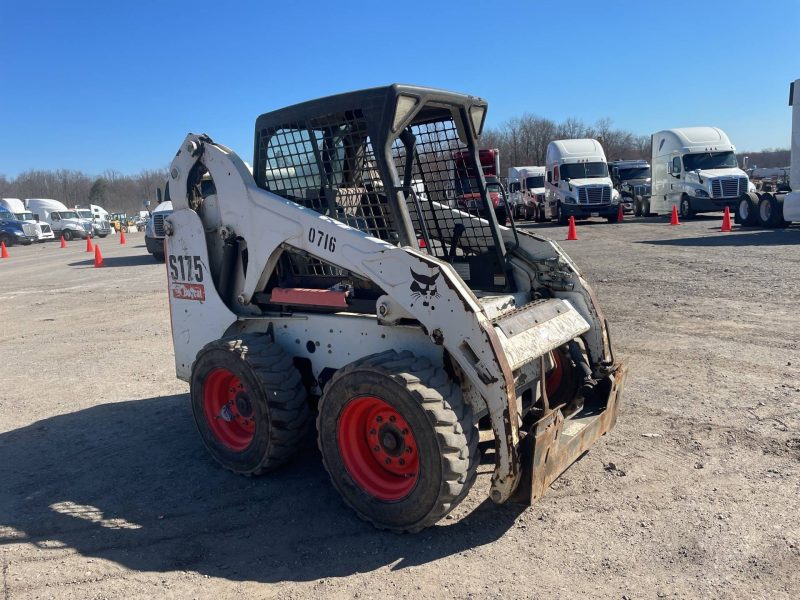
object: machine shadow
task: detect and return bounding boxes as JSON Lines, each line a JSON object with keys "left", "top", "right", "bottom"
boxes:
{"left": 0, "top": 395, "right": 522, "bottom": 583}
{"left": 636, "top": 228, "right": 799, "bottom": 247}
{"left": 67, "top": 254, "right": 159, "bottom": 268}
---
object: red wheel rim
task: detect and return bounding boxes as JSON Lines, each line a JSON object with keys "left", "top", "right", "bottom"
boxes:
{"left": 545, "top": 350, "right": 564, "bottom": 397}
{"left": 337, "top": 395, "right": 419, "bottom": 501}
{"left": 202, "top": 368, "right": 256, "bottom": 451}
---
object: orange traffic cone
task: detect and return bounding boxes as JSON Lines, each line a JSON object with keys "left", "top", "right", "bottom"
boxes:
{"left": 120, "top": 228, "right": 126, "bottom": 245}
{"left": 94, "top": 245, "right": 103, "bottom": 268}
{"left": 720, "top": 206, "right": 732, "bottom": 232}
{"left": 617, "top": 203, "right": 624, "bottom": 222}
{"left": 86, "top": 236, "right": 94, "bottom": 252}
{"left": 670, "top": 205, "right": 680, "bottom": 226}
{"left": 60, "top": 235, "right": 67, "bottom": 248}
{"left": 566, "top": 216, "right": 579, "bottom": 240}
{"left": 1, "top": 241, "right": 8, "bottom": 259}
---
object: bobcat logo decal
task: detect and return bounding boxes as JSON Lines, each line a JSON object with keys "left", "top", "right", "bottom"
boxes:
{"left": 410, "top": 268, "right": 441, "bottom": 307}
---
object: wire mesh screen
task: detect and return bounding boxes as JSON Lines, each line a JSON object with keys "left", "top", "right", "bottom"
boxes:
{"left": 392, "top": 118, "right": 498, "bottom": 260}
{"left": 257, "top": 112, "right": 399, "bottom": 243}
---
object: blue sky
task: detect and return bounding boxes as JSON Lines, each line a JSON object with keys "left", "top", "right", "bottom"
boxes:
{"left": 1, "top": 0, "right": 796, "bottom": 177}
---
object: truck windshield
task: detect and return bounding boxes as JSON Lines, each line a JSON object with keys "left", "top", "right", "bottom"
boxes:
{"left": 618, "top": 167, "right": 650, "bottom": 180}
{"left": 525, "top": 176, "right": 545, "bottom": 188}
{"left": 0, "top": 210, "right": 13, "bottom": 220}
{"left": 561, "top": 162, "right": 608, "bottom": 180}
{"left": 58, "top": 211, "right": 79, "bottom": 219}
{"left": 683, "top": 151, "right": 738, "bottom": 171}
{"left": 77, "top": 211, "right": 92, "bottom": 219}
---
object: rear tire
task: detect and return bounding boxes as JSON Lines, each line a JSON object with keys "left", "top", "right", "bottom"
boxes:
{"left": 317, "top": 350, "right": 479, "bottom": 533}
{"left": 736, "top": 193, "right": 759, "bottom": 226}
{"left": 152, "top": 251, "right": 165, "bottom": 262}
{"left": 190, "top": 334, "right": 312, "bottom": 475}
{"left": 757, "top": 194, "right": 787, "bottom": 228}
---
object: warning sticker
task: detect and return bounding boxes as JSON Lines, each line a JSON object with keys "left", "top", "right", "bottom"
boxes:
{"left": 171, "top": 282, "right": 205, "bottom": 302}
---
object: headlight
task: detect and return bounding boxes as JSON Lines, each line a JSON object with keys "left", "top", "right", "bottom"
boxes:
{"left": 14, "top": 229, "right": 25, "bottom": 236}
{"left": 612, "top": 189, "right": 621, "bottom": 202}
{"left": 694, "top": 189, "right": 709, "bottom": 198}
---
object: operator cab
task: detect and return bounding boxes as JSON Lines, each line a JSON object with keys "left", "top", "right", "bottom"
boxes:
{"left": 253, "top": 85, "right": 514, "bottom": 295}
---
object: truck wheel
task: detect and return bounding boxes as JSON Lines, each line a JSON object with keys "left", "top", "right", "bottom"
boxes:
{"left": 545, "top": 345, "right": 581, "bottom": 412}
{"left": 642, "top": 198, "right": 651, "bottom": 217}
{"left": 62, "top": 229, "right": 73, "bottom": 241}
{"left": 736, "top": 193, "right": 759, "bottom": 226}
{"left": 317, "top": 350, "right": 479, "bottom": 533}
{"left": 495, "top": 207, "right": 507, "bottom": 226}
{"left": 557, "top": 204, "right": 569, "bottom": 225}
{"left": 152, "top": 251, "right": 165, "bottom": 262}
{"left": 634, "top": 196, "right": 642, "bottom": 217}
{"left": 679, "top": 195, "right": 695, "bottom": 219}
{"left": 190, "top": 334, "right": 312, "bottom": 475}
{"left": 757, "top": 194, "right": 786, "bottom": 228}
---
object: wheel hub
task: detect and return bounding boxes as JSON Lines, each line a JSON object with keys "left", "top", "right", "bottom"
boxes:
{"left": 337, "top": 395, "right": 419, "bottom": 501}
{"left": 202, "top": 369, "right": 256, "bottom": 451}
{"left": 235, "top": 392, "right": 253, "bottom": 418}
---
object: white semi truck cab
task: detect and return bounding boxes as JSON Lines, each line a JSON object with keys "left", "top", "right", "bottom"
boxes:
{"left": 0, "top": 198, "right": 55, "bottom": 241}
{"left": 25, "top": 198, "right": 91, "bottom": 241}
{"left": 545, "top": 139, "right": 620, "bottom": 224}
{"left": 508, "top": 166, "right": 546, "bottom": 221}
{"left": 74, "top": 204, "right": 112, "bottom": 237}
{"left": 650, "top": 127, "right": 752, "bottom": 218}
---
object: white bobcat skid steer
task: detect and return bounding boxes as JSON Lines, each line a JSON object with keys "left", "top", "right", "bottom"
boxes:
{"left": 164, "top": 85, "right": 626, "bottom": 532}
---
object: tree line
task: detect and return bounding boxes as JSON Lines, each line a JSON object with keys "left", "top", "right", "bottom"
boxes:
{"left": 0, "top": 169, "right": 167, "bottom": 215}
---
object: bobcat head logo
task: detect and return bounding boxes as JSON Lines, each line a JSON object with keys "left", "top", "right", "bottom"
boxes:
{"left": 410, "top": 268, "right": 440, "bottom": 307}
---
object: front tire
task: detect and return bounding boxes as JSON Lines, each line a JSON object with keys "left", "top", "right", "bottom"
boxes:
{"left": 557, "top": 203, "right": 569, "bottom": 225}
{"left": 679, "top": 195, "right": 695, "bottom": 219}
{"left": 190, "top": 334, "right": 312, "bottom": 475}
{"left": 62, "top": 229, "right": 73, "bottom": 241}
{"left": 317, "top": 350, "right": 479, "bottom": 533}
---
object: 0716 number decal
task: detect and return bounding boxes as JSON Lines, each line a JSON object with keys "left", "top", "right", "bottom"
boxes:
{"left": 308, "top": 228, "right": 336, "bottom": 253}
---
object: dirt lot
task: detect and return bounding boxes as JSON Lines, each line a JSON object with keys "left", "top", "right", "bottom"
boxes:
{"left": 1, "top": 219, "right": 798, "bottom": 600}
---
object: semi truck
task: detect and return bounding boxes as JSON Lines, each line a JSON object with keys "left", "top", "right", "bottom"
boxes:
{"left": 508, "top": 166, "right": 546, "bottom": 221}
{"left": 608, "top": 160, "right": 651, "bottom": 216}
{"left": 544, "top": 139, "right": 621, "bottom": 224}
{"left": 451, "top": 148, "right": 507, "bottom": 224}
{"left": 25, "top": 198, "right": 91, "bottom": 241}
{"left": 650, "top": 127, "right": 752, "bottom": 218}
{"left": 0, "top": 198, "right": 55, "bottom": 241}
{"left": 0, "top": 208, "right": 36, "bottom": 246}
{"left": 74, "top": 204, "right": 112, "bottom": 237}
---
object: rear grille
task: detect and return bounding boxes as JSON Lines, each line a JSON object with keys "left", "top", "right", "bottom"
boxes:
{"left": 578, "top": 185, "right": 611, "bottom": 204}
{"left": 711, "top": 177, "right": 747, "bottom": 198}
{"left": 152, "top": 213, "right": 169, "bottom": 237}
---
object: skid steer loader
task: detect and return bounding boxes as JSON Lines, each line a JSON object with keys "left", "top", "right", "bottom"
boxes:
{"left": 163, "top": 85, "right": 627, "bottom": 532}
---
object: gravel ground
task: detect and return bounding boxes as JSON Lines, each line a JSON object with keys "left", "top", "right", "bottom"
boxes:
{"left": 1, "top": 219, "right": 798, "bottom": 600}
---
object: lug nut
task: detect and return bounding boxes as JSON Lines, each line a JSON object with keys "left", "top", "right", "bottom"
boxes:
{"left": 389, "top": 415, "right": 396, "bottom": 422}
{"left": 384, "top": 458, "right": 391, "bottom": 465}
{"left": 373, "top": 445, "right": 380, "bottom": 452}
{"left": 376, "top": 416, "right": 383, "bottom": 423}
{"left": 369, "top": 428, "right": 376, "bottom": 435}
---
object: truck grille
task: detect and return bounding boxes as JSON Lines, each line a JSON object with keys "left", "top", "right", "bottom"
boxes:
{"left": 578, "top": 185, "right": 611, "bottom": 204}
{"left": 153, "top": 214, "right": 167, "bottom": 237}
{"left": 711, "top": 177, "right": 748, "bottom": 198}
{"left": 633, "top": 183, "right": 651, "bottom": 197}
{"left": 40, "top": 224, "right": 52, "bottom": 234}
{"left": 21, "top": 223, "right": 35, "bottom": 236}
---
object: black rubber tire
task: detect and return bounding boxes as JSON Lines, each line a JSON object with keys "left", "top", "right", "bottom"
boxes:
{"left": 641, "top": 197, "right": 651, "bottom": 217}
{"left": 557, "top": 204, "right": 569, "bottom": 226}
{"left": 634, "top": 196, "right": 643, "bottom": 217}
{"left": 736, "top": 193, "right": 759, "bottom": 227}
{"left": 152, "top": 251, "right": 165, "bottom": 262}
{"left": 0, "top": 233, "right": 13, "bottom": 247}
{"left": 190, "top": 334, "right": 312, "bottom": 475}
{"left": 757, "top": 194, "right": 786, "bottom": 228}
{"left": 495, "top": 207, "right": 507, "bottom": 226}
{"left": 679, "top": 195, "right": 695, "bottom": 219}
{"left": 317, "top": 350, "right": 479, "bottom": 533}
{"left": 607, "top": 213, "right": 620, "bottom": 223}
{"left": 62, "top": 229, "right": 73, "bottom": 241}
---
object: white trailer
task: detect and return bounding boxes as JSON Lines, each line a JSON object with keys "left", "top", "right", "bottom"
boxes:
{"left": 0, "top": 198, "right": 55, "bottom": 241}
{"left": 507, "top": 166, "right": 546, "bottom": 221}
{"left": 544, "top": 139, "right": 620, "bottom": 224}
{"left": 650, "top": 127, "right": 752, "bottom": 218}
